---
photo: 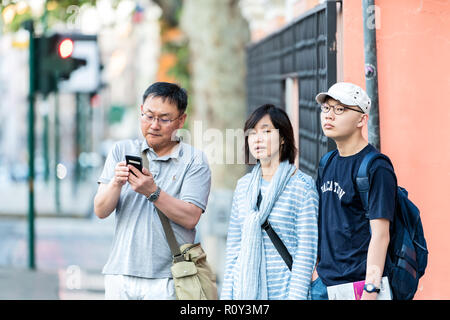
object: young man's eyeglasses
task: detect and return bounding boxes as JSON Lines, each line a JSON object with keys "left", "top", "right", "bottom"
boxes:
{"left": 320, "top": 103, "right": 365, "bottom": 115}
{"left": 141, "top": 112, "right": 183, "bottom": 126}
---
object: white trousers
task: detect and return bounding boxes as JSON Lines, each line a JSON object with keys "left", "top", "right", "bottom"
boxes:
{"left": 104, "top": 274, "right": 176, "bottom": 300}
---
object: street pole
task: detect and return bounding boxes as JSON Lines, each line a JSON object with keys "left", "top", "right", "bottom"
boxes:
{"left": 74, "top": 92, "right": 81, "bottom": 193}
{"left": 25, "top": 20, "right": 36, "bottom": 270}
{"left": 54, "top": 88, "right": 61, "bottom": 213}
{"left": 43, "top": 105, "right": 50, "bottom": 182}
{"left": 362, "top": 0, "right": 381, "bottom": 150}
{"left": 42, "top": 0, "right": 50, "bottom": 182}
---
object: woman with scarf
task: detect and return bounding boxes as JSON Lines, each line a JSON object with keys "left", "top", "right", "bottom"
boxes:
{"left": 221, "top": 104, "right": 319, "bottom": 300}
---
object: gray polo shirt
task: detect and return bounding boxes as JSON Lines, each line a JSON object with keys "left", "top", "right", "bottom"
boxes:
{"left": 98, "top": 138, "right": 211, "bottom": 278}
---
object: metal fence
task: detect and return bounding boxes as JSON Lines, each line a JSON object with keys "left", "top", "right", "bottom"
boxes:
{"left": 246, "top": 1, "right": 337, "bottom": 178}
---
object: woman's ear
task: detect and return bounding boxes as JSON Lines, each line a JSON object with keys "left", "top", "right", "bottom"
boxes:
{"left": 279, "top": 137, "right": 285, "bottom": 154}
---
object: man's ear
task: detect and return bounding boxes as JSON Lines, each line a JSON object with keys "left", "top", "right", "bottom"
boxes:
{"left": 178, "top": 113, "right": 187, "bottom": 129}
{"left": 357, "top": 114, "right": 369, "bottom": 128}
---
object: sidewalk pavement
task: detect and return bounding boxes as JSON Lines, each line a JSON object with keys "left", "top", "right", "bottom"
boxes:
{"left": 0, "top": 267, "right": 59, "bottom": 300}
{"left": 0, "top": 206, "right": 112, "bottom": 300}
{"left": 0, "top": 267, "right": 106, "bottom": 300}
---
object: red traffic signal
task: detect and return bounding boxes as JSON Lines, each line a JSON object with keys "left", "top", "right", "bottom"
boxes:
{"left": 33, "top": 33, "right": 92, "bottom": 95}
{"left": 58, "top": 38, "right": 74, "bottom": 59}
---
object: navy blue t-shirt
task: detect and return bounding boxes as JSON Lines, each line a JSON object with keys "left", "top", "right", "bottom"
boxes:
{"left": 316, "top": 144, "right": 397, "bottom": 286}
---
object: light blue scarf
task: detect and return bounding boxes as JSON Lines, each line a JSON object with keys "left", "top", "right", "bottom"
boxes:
{"left": 235, "top": 160, "right": 296, "bottom": 300}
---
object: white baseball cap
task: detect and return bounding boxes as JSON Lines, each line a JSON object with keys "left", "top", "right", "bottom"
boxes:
{"left": 315, "top": 82, "right": 371, "bottom": 114}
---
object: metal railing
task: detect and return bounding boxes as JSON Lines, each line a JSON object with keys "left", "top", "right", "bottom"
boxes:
{"left": 246, "top": 1, "right": 337, "bottom": 178}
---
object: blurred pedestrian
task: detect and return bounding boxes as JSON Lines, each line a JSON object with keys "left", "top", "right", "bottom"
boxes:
{"left": 221, "top": 104, "right": 318, "bottom": 300}
{"left": 94, "top": 82, "right": 211, "bottom": 300}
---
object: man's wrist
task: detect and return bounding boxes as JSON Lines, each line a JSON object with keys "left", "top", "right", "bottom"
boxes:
{"left": 147, "top": 185, "right": 161, "bottom": 202}
{"left": 146, "top": 184, "right": 158, "bottom": 198}
{"left": 110, "top": 179, "right": 124, "bottom": 189}
{"left": 363, "top": 283, "right": 381, "bottom": 294}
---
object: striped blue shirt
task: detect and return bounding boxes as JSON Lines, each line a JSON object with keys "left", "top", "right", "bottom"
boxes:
{"left": 221, "top": 169, "right": 319, "bottom": 300}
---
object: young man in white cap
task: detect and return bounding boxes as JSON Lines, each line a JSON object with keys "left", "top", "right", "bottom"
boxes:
{"left": 310, "top": 82, "right": 397, "bottom": 300}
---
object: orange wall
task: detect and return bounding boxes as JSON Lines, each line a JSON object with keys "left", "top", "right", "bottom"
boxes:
{"left": 343, "top": 0, "right": 450, "bottom": 299}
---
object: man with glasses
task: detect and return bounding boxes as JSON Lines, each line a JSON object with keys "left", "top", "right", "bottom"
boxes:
{"left": 310, "top": 82, "right": 396, "bottom": 300}
{"left": 94, "top": 82, "right": 211, "bottom": 299}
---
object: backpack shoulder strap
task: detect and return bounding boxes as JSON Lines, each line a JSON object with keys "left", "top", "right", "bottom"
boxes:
{"left": 318, "top": 150, "right": 338, "bottom": 181}
{"left": 356, "top": 151, "right": 393, "bottom": 219}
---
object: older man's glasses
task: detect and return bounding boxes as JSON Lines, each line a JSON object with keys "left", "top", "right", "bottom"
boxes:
{"left": 320, "top": 103, "right": 365, "bottom": 115}
{"left": 141, "top": 112, "right": 183, "bottom": 126}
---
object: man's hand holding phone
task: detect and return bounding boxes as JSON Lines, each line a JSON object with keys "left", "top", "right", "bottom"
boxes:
{"left": 125, "top": 155, "right": 157, "bottom": 198}
{"left": 113, "top": 161, "right": 129, "bottom": 187}
{"left": 127, "top": 164, "right": 157, "bottom": 198}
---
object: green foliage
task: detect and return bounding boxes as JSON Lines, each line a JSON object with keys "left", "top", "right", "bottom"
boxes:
{"left": 164, "top": 38, "right": 191, "bottom": 130}
{"left": 157, "top": 2, "right": 191, "bottom": 129}
{"left": 163, "top": 38, "right": 190, "bottom": 93}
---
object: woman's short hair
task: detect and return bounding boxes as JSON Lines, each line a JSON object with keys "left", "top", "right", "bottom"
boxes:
{"left": 244, "top": 104, "right": 297, "bottom": 165}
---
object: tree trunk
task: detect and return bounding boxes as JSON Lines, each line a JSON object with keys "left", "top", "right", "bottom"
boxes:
{"left": 180, "top": 0, "right": 250, "bottom": 189}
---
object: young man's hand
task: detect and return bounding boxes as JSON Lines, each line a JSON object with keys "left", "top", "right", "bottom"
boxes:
{"left": 311, "top": 268, "right": 319, "bottom": 282}
{"left": 127, "top": 165, "right": 157, "bottom": 197}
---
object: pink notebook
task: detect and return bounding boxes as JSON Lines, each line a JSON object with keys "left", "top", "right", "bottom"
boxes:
{"left": 326, "top": 276, "right": 392, "bottom": 300}
{"left": 352, "top": 280, "right": 365, "bottom": 300}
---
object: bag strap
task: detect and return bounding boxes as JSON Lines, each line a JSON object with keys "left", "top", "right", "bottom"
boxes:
{"left": 356, "top": 151, "right": 397, "bottom": 270}
{"left": 142, "top": 150, "right": 185, "bottom": 263}
{"left": 318, "top": 150, "right": 338, "bottom": 182}
{"left": 156, "top": 208, "right": 185, "bottom": 263}
{"left": 356, "top": 151, "right": 393, "bottom": 219}
{"left": 262, "top": 219, "right": 293, "bottom": 271}
{"left": 257, "top": 192, "right": 293, "bottom": 271}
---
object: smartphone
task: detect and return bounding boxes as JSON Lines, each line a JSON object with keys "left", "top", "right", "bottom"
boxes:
{"left": 125, "top": 155, "right": 143, "bottom": 176}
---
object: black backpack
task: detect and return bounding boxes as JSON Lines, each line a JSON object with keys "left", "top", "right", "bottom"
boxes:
{"left": 318, "top": 150, "right": 428, "bottom": 300}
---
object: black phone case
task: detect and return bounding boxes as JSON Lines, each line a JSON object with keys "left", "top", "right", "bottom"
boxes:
{"left": 125, "top": 155, "right": 142, "bottom": 176}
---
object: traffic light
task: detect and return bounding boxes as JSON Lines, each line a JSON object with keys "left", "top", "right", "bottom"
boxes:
{"left": 33, "top": 33, "right": 87, "bottom": 96}
{"left": 58, "top": 38, "right": 74, "bottom": 58}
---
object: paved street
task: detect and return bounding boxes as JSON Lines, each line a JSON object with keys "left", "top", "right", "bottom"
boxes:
{"left": 0, "top": 215, "right": 114, "bottom": 299}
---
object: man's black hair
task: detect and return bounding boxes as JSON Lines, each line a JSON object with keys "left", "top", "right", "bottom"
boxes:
{"left": 142, "top": 82, "right": 188, "bottom": 114}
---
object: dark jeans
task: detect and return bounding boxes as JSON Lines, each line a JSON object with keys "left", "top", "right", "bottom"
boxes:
{"left": 310, "top": 277, "right": 329, "bottom": 300}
